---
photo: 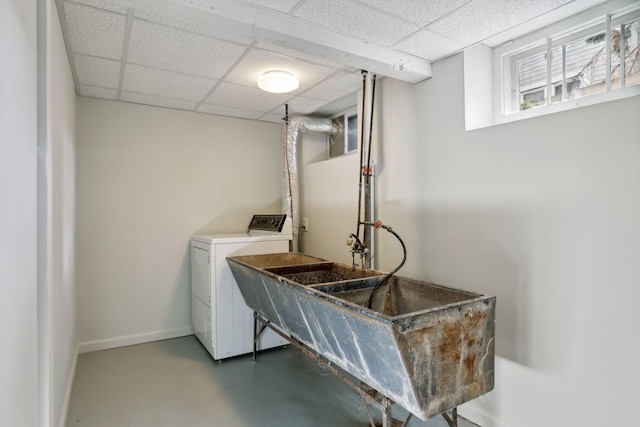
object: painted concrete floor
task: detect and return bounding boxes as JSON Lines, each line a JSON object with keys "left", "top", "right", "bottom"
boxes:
{"left": 67, "top": 335, "right": 478, "bottom": 427}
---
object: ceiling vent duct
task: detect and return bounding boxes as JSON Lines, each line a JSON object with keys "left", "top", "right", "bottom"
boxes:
{"left": 283, "top": 116, "right": 339, "bottom": 251}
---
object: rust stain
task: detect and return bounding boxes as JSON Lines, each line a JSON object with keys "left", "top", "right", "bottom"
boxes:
{"left": 438, "top": 324, "right": 462, "bottom": 363}
{"left": 439, "top": 375, "right": 451, "bottom": 390}
{"left": 463, "top": 309, "right": 485, "bottom": 329}
{"left": 464, "top": 355, "right": 476, "bottom": 377}
{"left": 405, "top": 326, "right": 434, "bottom": 348}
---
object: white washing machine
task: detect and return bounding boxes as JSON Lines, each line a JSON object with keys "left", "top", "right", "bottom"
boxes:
{"left": 190, "top": 214, "right": 292, "bottom": 360}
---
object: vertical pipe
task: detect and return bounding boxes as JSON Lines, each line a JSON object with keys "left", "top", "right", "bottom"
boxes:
{"left": 355, "top": 72, "right": 367, "bottom": 243}
{"left": 284, "top": 116, "right": 338, "bottom": 252}
{"left": 283, "top": 104, "right": 293, "bottom": 252}
{"left": 361, "top": 72, "right": 374, "bottom": 269}
{"left": 365, "top": 75, "right": 376, "bottom": 178}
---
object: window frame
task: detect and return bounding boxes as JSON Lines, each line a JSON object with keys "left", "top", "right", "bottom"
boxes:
{"left": 492, "top": 0, "right": 640, "bottom": 125}
{"left": 327, "top": 107, "right": 358, "bottom": 160}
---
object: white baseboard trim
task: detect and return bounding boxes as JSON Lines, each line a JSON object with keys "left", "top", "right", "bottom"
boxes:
{"left": 77, "top": 326, "right": 194, "bottom": 354}
{"left": 459, "top": 403, "right": 514, "bottom": 427}
{"left": 58, "top": 344, "right": 79, "bottom": 427}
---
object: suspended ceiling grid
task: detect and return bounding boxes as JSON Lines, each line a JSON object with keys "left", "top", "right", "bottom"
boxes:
{"left": 57, "top": 0, "right": 604, "bottom": 122}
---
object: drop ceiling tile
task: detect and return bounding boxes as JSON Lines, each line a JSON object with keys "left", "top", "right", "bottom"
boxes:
{"left": 280, "top": 96, "right": 329, "bottom": 115}
{"left": 205, "top": 82, "right": 291, "bottom": 112}
{"left": 356, "top": 0, "right": 466, "bottom": 26}
{"left": 120, "top": 91, "right": 198, "bottom": 111}
{"left": 300, "top": 71, "right": 362, "bottom": 101}
{"left": 64, "top": 2, "right": 126, "bottom": 59}
{"left": 258, "top": 113, "right": 286, "bottom": 124}
{"left": 134, "top": 10, "right": 254, "bottom": 45}
{"left": 292, "top": 0, "right": 419, "bottom": 46}
{"left": 78, "top": 85, "right": 118, "bottom": 100}
{"left": 241, "top": 0, "right": 300, "bottom": 13}
{"left": 393, "top": 29, "right": 467, "bottom": 62}
{"left": 257, "top": 42, "right": 342, "bottom": 68}
{"left": 226, "top": 48, "right": 336, "bottom": 93}
{"left": 429, "top": 0, "right": 573, "bottom": 45}
{"left": 73, "top": 54, "right": 121, "bottom": 88}
{"left": 122, "top": 64, "right": 216, "bottom": 102}
{"left": 66, "top": 0, "right": 128, "bottom": 14}
{"left": 196, "top": 104, "right": 263, "bottom": 120}
{"left": 127, "top": 20, "right": 248, "bottom": 79}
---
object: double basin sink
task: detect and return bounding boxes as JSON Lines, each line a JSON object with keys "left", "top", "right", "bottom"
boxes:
{"left": 227, "top": 252, "right": 495, "bottom": 421}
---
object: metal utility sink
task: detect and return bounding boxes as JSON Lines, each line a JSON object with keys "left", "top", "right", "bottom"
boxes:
{"left": 265, "top": 261, "right": 386, "bottom": 286}
{"left": 227, "top": 252, "right": 495, "bottom": 422}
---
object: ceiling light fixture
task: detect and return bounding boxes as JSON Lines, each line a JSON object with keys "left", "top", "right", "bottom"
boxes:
{"left": 258, "top": 70, "right": 299, "bottom": 93}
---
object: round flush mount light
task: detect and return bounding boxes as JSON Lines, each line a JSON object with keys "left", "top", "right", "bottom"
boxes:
{"left": 258, "top": 71, "right": 299, "bottom": 93}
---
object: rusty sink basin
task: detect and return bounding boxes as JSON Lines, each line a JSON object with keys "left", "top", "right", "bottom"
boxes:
{"left": 227, "top": 253, "right": 495, "bottom": 421}
{"left": 231, "top": 252, "right": 326, "bottom": 268}
{"left": 265, "top": 261, "right": 386, "bottom": 286}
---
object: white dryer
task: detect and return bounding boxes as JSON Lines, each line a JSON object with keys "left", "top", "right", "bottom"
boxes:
{"left": 191, "top": 214, "right": 291, "bottom": 360}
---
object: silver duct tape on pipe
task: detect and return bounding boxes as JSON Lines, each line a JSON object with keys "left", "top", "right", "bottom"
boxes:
{"left": 284, "top": 116, "right": 339, "bottom": 252}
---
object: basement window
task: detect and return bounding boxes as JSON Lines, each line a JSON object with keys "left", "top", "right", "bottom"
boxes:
{"left": 328, "top": 108, "right": 358, "bottom": 158}
{"left": 503, "top": 5, "right": 640, "bottom": 115}
{"left": 464, "top": 0, "right": 640, "bottom": 129}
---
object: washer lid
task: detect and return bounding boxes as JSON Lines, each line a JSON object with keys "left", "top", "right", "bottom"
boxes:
{"left": 191, "top": 232, "right": 292, "bottom": 244}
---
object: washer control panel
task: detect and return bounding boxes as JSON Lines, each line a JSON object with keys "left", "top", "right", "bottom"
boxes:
{"left": 248, "top": 214, "right": 288, "bottom": 232}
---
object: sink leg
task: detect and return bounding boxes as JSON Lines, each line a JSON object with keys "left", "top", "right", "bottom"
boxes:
{"left": 252, "top": 311, "right": 270, "bottom": 361}
{"left": 442, "top": 407, "right": 458, "bottom": 427}
{"left": 360, "top": 394, "right": 376, "bottom": 427}
{"left": 360, "top": 391, "right": 413, "bottom": 427}
{"left": 252, "top": 311, "right": 257, "bottom": 361}
{"left": 380, "top": 403, "right": 392, "bottom": 427}
{"left": 400, "top": 413, "right": 413, "bottom": 427}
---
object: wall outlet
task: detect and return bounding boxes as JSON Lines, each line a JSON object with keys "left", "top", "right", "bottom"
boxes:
{"left": 302, "top": 218, "right": 309, "bottom": 232}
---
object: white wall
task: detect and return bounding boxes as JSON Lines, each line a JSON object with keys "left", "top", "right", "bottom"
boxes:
{"left": 301, "top": 54, "right": 640, "bottom": 426}
{"left": 298, "top": 132, "right": 360, "bottom": 263}
{"left": 300, "top": 155, "right": 359, "bottom": 264}
{"left": 0, "top": 1, "right": 39, "bottom": 425}
{"left": 49, "top": 1, "right": 78, "bottom": 425}
{"left": 75, "top": 98, "right": 283, "bottom": 351}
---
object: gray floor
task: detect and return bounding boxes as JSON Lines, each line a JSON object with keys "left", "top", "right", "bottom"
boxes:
{"left": 67, "top": 336, "right": 478, "bottom": 427}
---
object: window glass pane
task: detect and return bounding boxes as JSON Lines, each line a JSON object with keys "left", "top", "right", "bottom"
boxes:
{"left": 565, "top": 26, "right": 607, "bottom": 98}
{"left": 551, "top": 46, "right": 564, "bottom": 104}
{"left": 622, "top": 20, "right": 640, "bottom": 88}
{"left": 611, "top": 25, "right": 623, "bottom": 89}
{"left": 328, "top": 115, "right": 345, "bottom": 158}
{"left": 347, "top": 114, "right": 357, "bottom": 153}
{"left": 517, "top": 51, "right": 547, "bottom": 110}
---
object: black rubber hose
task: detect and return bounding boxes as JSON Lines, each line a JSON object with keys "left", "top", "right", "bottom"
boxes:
{"left": 367, "top": 227, "right": 407, "bottom": 309}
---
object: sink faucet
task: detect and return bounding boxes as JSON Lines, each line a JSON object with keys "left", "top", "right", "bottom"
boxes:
{"left": 347, "top": 233, "right": 368, "bottom": 268}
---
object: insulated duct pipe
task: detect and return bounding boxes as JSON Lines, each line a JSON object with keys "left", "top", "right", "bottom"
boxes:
{"left": 284, "top": 116, "right": 339, "bottom": 252}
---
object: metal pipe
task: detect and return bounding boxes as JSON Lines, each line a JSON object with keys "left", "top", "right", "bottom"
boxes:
{"left": 350, "top": 71, "right": 376, "bottom": 268}
{"left": 283, "top": 116, "right": 339, "bottom": 252}
{"left": 365, "top": 74, "right": 376, "bottom": 180}
{"left": 362, "top": 72, "right": 376, "bottom": 269}
{"left": 356, "top": 71, "right": 367, "bottom": 245}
